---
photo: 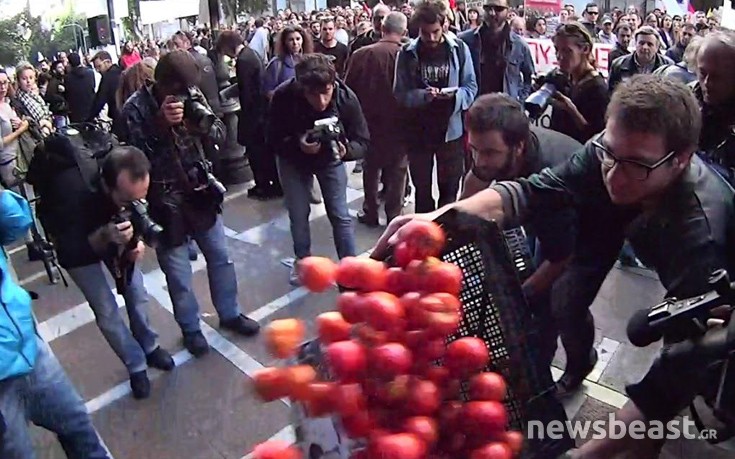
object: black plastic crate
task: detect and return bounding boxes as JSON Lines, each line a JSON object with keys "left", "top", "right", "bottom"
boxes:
{"left": 434, "top": 209, "right": 573, "bottom": 459}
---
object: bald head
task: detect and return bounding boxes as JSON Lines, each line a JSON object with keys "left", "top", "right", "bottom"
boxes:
{"left": 696, "top": 31, "right": 735, "bottom": 106}
{"left": 382, "top": 11, "right": 408, "bottom": 36}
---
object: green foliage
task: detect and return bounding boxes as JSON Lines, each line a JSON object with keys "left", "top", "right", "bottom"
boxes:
{"left": 122, "top": 0, "right": 142, "bottom": 40}
{"left": 221, "top": 0, "right": 271, "bottom": 21}
{"left": 51, "top": 10, "right": 88, "bottom": 54}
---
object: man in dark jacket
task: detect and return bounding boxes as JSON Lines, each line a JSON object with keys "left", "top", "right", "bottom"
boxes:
{"left": 349, "top": 2, "right": 391, "bottom": 55}
{"left": 607, "top": 24, "right": 632, "bottom": 71}
{"left": 172, "top": 31, "right": 222, "bottom": 117}
{"left": 64, "top": 53, "right": 96, "bottom": 123}
{"left": 216, "top": 31, "right": 280, "bottom": 199}
{"left": 608, "top": 26, "right": 673, "bottom": 92}
{"left": 665, "top": 23, "right": 696, "bottom": 63}
{"left": 268, "top": 54, "right": 369, "bottom": 285}
{"left": 345, "top": 12, "right": 408, "bottom": 226}
{"left": 89, "top": 51, "right": 123, "bottom": 135}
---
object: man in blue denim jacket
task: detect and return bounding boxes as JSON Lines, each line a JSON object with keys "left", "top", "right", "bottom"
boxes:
{"left": 458, "top": 0, "right": 535, "bottom": 101}
{"left": 394, "top": 1, "right": 478, "bottom": 213}
{"left": 0, "top": 190, "right": 109, "bottom": 459}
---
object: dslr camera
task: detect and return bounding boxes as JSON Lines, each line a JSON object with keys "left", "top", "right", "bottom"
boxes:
{"left": 188, "top": 160, "right": 227, "bottom": 199}
{"left": 524, "top": 69, "right": 570, "bottom": 120}
{"left": 307, "top": 117, "right": 343, "bottom": 161}
{"left": 177, "top": 86, "right": 217, "bottom": 133}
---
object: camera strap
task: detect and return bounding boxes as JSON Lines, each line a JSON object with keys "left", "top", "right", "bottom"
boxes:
{"left": 169, "top": 127, "right": 202, "bottom": 192}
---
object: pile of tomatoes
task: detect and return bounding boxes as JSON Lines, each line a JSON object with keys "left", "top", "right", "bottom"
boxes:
{"left": 251, "top": 221, "right": 522, "bottom": 459}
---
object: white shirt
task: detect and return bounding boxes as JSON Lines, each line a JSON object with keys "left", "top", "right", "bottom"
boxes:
{"left": 336, "top": 28, "right": 350, "bottom": 46}
{"left": 249, "top": 27, "right": 270, "bottom": 62}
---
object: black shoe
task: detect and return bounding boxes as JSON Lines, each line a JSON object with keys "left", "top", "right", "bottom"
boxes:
{"left": 247, "top": 185, "right": 268, "bottom": 199}
{"left": 146, "top": 347, "right": 175, "bottom": 371}
{"left": 352, "top": 161, "right": 363, "bottom": 174}
{"left": 357, "top": 211, "right": 379, "bottom": 227}
{"left": 130, "top": 370, "right": 150, "bottom": 399}
{"left": 554, "top": 349, "right": 598, "bottom": 398}
{"left": 183, "top": 331, "right": 210, "bottom": 357}
{"left": 220, "top": 314, "right": 261, "bottom": 336}
{"left": 256, "top": 184, "right": 284, "bottom": 201}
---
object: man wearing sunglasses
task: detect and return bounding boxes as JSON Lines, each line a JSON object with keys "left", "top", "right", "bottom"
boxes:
{"left": 580, "top": 2, "right": 600, "bottom": 38}
{"left": 458, "top": 0, "right": 535, "bottom": 101}
{"left": 374, "top": 75, "right": 735, "bottom": 458}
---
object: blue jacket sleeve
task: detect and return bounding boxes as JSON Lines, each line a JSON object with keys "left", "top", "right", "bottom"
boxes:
{"left": 0, "top": 190, "right": 32, "bottom": 246}
{"left": 454, "top": 41, "right": 478, "bottom": 114}
{"left": 393, "top": 49, "right": 431, "bottom": 108}
{"left": 519, "top": 41, "right": 536, "bottom": 101}
{"left": 263, "top": 58, "right": 281, "bottom": 93}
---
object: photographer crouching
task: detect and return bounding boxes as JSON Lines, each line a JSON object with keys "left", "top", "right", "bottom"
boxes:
{"left": 267, "top": 54, "right": 369, "bottom": 285}
{"left": 121, "top": 50, "right": 260, "bottom": 357}
{"left": 45, "top": 146, "right": 174, "bottom": 399}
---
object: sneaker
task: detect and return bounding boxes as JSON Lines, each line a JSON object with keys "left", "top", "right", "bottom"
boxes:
{"left": 146, "top": 347, "right": 175, "bottom": 371}
{"left": 183, "top": 331, "right": 210, "bottom": 357}
{"left": 554, "top": 349, "right": 598, "bottom": 398}
{"left": 221, "top": 314, "right": 261, "bottom": 336}
{"left": 352, "top": 161, "right": 363, "bottom": 174}
{"left": 289, "top": 263, "right": 301, "bottom": 286}
{"left": 130, "top": 370, "right": 151, "bottom": 399}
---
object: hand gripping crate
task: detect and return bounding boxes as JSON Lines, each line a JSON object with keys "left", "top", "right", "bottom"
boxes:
{"left": 291, "top": 210, "right": 574, "bottom": 459}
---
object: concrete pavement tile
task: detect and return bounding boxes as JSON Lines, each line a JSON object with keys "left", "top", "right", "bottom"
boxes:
{"left": 221, "top": 194, "right": 286, "bottom": 234}
{"left": 570, "top": 397, "right": 618, "bottom": 446}
{"left": 597, "top": 341, "right": 661, "bottom": 394}
{"left": 49, "top": 299, "right": 184, "bottom": 402}
{"left": 31, "top": 425, "right": 67, "bottom": 459}
{"left": 26, "top": 276, "right": 89, "bottom": 322}
{"left": 92, "top": 352, "right": 290, "bottom": 459}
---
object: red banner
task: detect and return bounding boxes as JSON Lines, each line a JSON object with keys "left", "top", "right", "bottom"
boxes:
{"left": 523, "top": 0, "right": 562, "bottom": 15}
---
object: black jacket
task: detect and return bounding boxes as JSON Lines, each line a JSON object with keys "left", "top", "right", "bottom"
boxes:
{"left": 235, "top": 46, "right": 267, "bottom": 146}
{"left": 64, "top": 66, "right": 96, "bottom": 123}
{"left": 608, "top": 53, "right": 673, "bottom": 92}
{"left": 607, "top": 44, "right": 630, "bottom": 72}
{"left": 267, "top": 78, "right": 370, "bottom": 172}
{"left": 88, "top": 64, "right": 123, "bottom": 131}
{"left": 189, "top": 49, "right": 223, "bottom": 117}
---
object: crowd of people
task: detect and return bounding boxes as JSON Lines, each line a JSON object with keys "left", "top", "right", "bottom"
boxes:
{"left": 0, "top": 0, "right": 734, "bottom": 458}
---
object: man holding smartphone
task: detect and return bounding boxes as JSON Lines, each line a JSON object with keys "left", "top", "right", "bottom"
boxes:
{"left": 394, "top": 1, "right": 477, "bottom": 213}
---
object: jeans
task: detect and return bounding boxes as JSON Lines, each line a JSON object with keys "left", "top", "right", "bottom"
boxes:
{"left": 362, "top": 154, "right": 408, "bottom": 223}
{"left": 156, "top": 215, "right": 241, "bottom": 333}
{"left": 408, "top": 138, "right": 465, "bottom": 213}
{"left": 68, "top": 263, "right": 158, "bottom": 374}
{"left": 277, "top": 157, "right": 356, "bottom": 260}
{"left": 0, "top": 337, "right": 109, "bottom": 459}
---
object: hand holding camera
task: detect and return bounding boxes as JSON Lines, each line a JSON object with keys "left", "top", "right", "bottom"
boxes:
{"left": 106, "top": 221, "right": 135, "bottom": 245}
{"left": 299, "top": 133, "right": 321, "bottom": 155}
{"left": 127, "top": 240, "right": 146, "bottom": 263}
{"left": 161, "top": 95, "right": 185, "bottom": 126}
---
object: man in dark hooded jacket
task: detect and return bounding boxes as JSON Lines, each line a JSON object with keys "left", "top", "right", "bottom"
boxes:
{"left": 64, "top": 53, "right": 96, "bottom": 123}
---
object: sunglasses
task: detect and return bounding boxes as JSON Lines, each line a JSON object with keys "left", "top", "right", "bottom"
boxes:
{"left": 483, "top": 4, "right": 508, "bottom": 13}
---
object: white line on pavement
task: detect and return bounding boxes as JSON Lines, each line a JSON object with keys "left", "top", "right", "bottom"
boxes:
{"left": 551, "top": 366, "right": 628, "bottom": 410}
{"left": 241, "top": 426, "right": 296, "bottom": 459}
{"left": 19, "top": 270, "right": 50, "bottom": 286}
{"left": 587, "top": 337, "right": 620, "bottom": 383}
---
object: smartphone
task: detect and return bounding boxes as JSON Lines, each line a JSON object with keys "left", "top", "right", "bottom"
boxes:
{"left": 440, "top": 87, "right": 459, "bottom": 95}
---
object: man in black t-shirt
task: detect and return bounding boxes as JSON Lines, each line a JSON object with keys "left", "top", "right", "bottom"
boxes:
{"left": 315, "top": 18, "right": 350, "bottom": 77}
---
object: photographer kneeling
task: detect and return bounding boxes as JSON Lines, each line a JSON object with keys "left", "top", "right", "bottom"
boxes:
{"left": 267, "top": 53, "right": 369, "bottom": 285}
{"left": 46, "top": 146, "right": 174, "bottom": 399}
{"left": 373, "top": 75, "right": 735, "bottom": 458}
{"left": 122, "top": 50, "right": 260, "bottom": 358}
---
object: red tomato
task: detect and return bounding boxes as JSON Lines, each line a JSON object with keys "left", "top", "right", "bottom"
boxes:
{"left": 325, "top": 340, "right": 367, "bottom": 382}
{"left": 252, "top": 440, "right": 302, "bottom": 459}
{"left": 336, "top": 383, "right": 366, "bottom": 417}
{"left": 370, "top": 342, "right": 413, "bottom": 379}
{"left": 354, "top": 324, "right": 389, "bottom": 347}
{"left": 403, "top": 416, "right": 439, "bottom": 447}
{"left": 284, "top": 365, "right": 317, "bottom": 401}
{"left": 336, "top": 257, "right": 387, "bottom": 291}
{"left": 397, "top": 220, "right": 446, "bottom": 261}
{"left": 316, "top": 311, "right": 352, "bottom": 344}
{"left": 437, "top": 400, "right": 464, "bottom": 431}
{"left": 384, "top": 267, "right": 410, "bottom": 295}
{"left": 461, "top": 401, "right": 508, "bottom": 439}
{"left": 393, "top": 241, "right": 416, "bottom": 268}
{"left": 419, "top": 338, "right": 447, "bottom": 361}
{"left": 252, "top": 367, "right": 290, "bottom": 402}
{"left": 469, "top": 372, "right": 507, "bottom": 402}
{"left": 418, "top": 258, "right": 463, "bottom": 296}
{"left": 445, "top": 337, "right": 490, "bottom": 377}
{"left": 469, "top": 442, "right": 513, "bottom": 459}
{"left": 362, "top": 292, "right": 404, "bottom": 332}
{"left": 423, "top": 292, "right": 462, "bottom": 313}
{"left": 297, "top": 256, "right": 337, "bottom": 292}
{"left": 425, "top": 310, "right": 462, "bottom": 339}
{"left": 337, "top": 292, "right": 365, "bottom": 324}
{"left": 401, "top": 292, "right": 428, "bottom": 330}
{"left": 443, "top": 378, "right": 462, "bottom": 401}
{"left": 304, "top": 382, "right": 338, "bottom": 417}
{"left": 424, "top": 365, "right": 450, "bottom": 388}
{"left": 341, "top": 410, "right": 375, "bottom": 438}
{"left": 406, "top": 379, "right": 441, "bottom": 416}
{"left": 504, "top": 431, "right": 524, "bottom": 456}
{"left": 264, "top": 319, "right": 306, "bottom": 359}
{"left": 376, "top": 374, "right": 411, "bottom": 407}
{"left": 370, "top": 433, "right": 427, "bottom": 459}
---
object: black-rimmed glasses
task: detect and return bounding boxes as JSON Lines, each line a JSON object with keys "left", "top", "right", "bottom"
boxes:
{"left": 591, "top": 131, "right": 677, "bottom": 181}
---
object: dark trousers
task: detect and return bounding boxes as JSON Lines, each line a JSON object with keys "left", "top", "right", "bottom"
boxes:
{"left": 248, "top": 137, "right": 280, "bottom": 189}
{"left": 408, "top": 138, "right": 465, "bottom": 213}
{"left": 363, "top": 150, "right": 408, "bottom": 223}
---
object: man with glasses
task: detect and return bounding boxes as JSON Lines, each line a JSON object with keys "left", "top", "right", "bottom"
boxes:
{"left": 580, "top": 2, "right": 600, "bottom": 38}
{"left": 374, "top": 75, "right": 735, "bottom": 435}
{"left": 458, "top": 0, "right": 535, "bottom": 100}
{"left": 609, "top": 25, "right": 673, "bottom": 92}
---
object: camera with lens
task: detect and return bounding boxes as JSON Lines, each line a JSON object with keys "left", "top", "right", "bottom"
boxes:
{"left": 627, "top": 269, "right": 735, "bottom": 441}
{"left": 178, "top": 86, "right": 217, "bottom": 133}
{"left": 524, "top": 69, "right": 570, "bottom": 120}
{"left": 188, "top": 160, "right": 227, "bottom": 199}
{"left": 113, "top": 199, "right": 164, "bottom": 249}
{"left": 307, "top": 116, "right": 343, "bottom": 161}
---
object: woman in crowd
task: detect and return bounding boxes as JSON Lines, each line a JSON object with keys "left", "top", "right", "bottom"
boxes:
{"left": 549, "top": 22, "right": 609, "bottom": 143}
{"left": 465, "top": 8, "right": 481, "bottom": 30}
{"left": 115, "top": 61, "right": 155, "bottom": 142}
{"left": 529, "top": 17, "right": 548, "bottom": 38}
{"left": 0, "top": 70, "right": 29, "bottom": 187}
{"left": 120, "top": 41, "right": 143, "bottom": 70}
{"left": 264, "top": 26, "right": 313, "bottom": 99}
{"left": 12, "top": 63, "right": 53, "bottom": 136}
{"left": 645, "top": 13, "right": 660, "bottom": 29}
{"left": 660, "top": 14, "right": 676, "bottom": 49}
